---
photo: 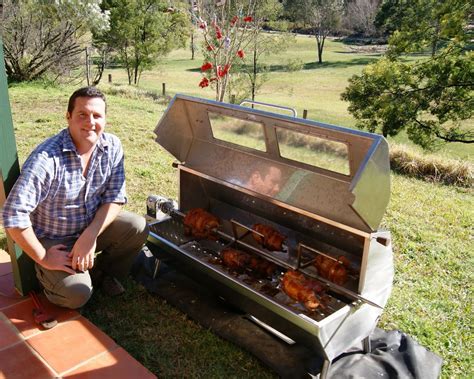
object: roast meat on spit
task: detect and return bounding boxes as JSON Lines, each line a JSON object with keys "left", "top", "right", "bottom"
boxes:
{"left": 221, "top": 248, "right": 277, "bottom": 278}
{"left": 252, "top": 224, "right": 286, "bottom": 251}
{"left": 281, "top": 270, "right": 325, "bottom": 311}
{"left": 183, "top": 208, "right": 220, "bottom": 239}
{"left": 314, "top": 255, "right": 350, "bottom": 285}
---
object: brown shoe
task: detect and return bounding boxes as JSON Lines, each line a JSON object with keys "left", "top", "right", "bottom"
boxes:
{"left": 101, "top": 276, "right": 125, "bottom": 297}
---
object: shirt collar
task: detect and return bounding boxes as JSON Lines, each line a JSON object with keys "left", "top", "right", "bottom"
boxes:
{"left": 61, "top": 129, "right": 108, "bottom": 153}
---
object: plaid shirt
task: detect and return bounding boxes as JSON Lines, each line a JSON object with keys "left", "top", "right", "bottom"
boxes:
{"left": 1, "top": 129, "right": 127, "bottom": 239}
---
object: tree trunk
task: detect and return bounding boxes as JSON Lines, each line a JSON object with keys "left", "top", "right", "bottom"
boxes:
{"left": 92, "top": 50, "right": 106, "bottom": 86}
{"left": 134, "top": 64, "right": 138, "bottom": 85}
{"left": 252, "top": 46, "right": 257, "bottom": 102}
{"left": 316, "top": 36, "right": 325, "bottom": 64}
{"left": 127, "top": 67, "right": 132, "bottom": 85}
{"left": 431, "top": 21, "right": 440, "bottom": 57}
{"left": 85, "top": 47, "right": 91, "bottom": 86}
{"left": 216, "top": 80, "right": 220, "bottom": 102}
{"left": 191, "top": 31, "right": 195, "bottom": 60}
{"left": 219, "top": 77, "right": 227, "bottom": 102}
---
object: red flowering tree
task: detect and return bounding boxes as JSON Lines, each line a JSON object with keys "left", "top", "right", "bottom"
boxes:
{"left": 194, "top": 0, "right": 257, "bottom": 102}
{"left": 229, "top": 0, "right": 292, "bottom": 103}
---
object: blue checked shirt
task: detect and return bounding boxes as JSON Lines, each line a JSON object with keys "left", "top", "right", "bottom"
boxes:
{"left": 1, "top": 129, "right": 127, "bottom": 239}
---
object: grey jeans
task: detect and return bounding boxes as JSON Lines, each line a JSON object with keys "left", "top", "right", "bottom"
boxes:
{"left": 35, "top": 210, "right": 149, "bottom": 309}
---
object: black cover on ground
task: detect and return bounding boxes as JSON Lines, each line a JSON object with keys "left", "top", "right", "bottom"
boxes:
{"left": 131, "top": 248, "right": 443, "bottom": 378}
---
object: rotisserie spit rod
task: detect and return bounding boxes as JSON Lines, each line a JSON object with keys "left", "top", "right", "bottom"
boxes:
{"left": 154, "top": 201, "right": 382, "bottom": 310}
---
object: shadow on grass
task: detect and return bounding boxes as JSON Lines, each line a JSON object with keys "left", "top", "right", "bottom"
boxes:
{"left": 186, "top": 56, "right": 380, "bottom": 73}
{"left": 335, "top": 50, "right": 384, "bottom": 56}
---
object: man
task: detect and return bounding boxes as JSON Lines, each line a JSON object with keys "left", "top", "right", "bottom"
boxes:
{"left": 1, "top": 87, "right": 148, "bottom": 309}
{"left": 247, "top": 165, "right": 282, "bottom": 197}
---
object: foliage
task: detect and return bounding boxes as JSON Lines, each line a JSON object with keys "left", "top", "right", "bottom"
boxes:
{"left": 100, "top": 0, "right": 189, "bottom": 85}
{"left": 284, "top": 0, "right": 344, "bottom": 63}
{"left": 228, "top": 0, "right": 294, "bottom": 103}
{"left": 375, "top": 0, "right": 472, "bottom": 56}
{"left": 342, "top": 0, "right": 473, "bottom": 148}
{"left": 285, "top": 58, "right": 304, "bottom": 72}
{"left": 1, "top": 0, "right": 110, "bottom": 82}
{"left": 342, "top": 0, "right": 380, "bottom": 37}
{"left": 193, "top": 0, "right": 257, "bottom": 102}
{"left": 4, "top": 83, "right": 473, "bottom": 377}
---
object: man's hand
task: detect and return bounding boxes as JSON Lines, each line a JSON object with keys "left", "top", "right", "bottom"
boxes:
{"left": 69, "top": 232, "right": 97, "bottom": 272}
{"left": 5, "top": 227, "right": 78, "bottom": 274}
{"left": 41, "top": 244, "right": 76, "bottom": 274}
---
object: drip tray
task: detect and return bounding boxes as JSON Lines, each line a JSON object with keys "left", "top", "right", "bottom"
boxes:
{"left": 149, "top": 219, "right": 347, "bottom": 322}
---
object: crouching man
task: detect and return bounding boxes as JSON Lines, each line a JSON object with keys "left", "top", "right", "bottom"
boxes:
{"left": 1, "top": 87, "right": 148, "bottom": 309}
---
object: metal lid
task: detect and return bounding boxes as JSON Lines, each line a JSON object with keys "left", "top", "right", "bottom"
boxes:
{"left": 154, "top": 95, "right": 390, "bottom": 232}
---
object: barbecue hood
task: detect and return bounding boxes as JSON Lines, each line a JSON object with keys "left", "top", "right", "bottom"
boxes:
{"left": 154, "top": 94, "right": 390, "bottom": 232}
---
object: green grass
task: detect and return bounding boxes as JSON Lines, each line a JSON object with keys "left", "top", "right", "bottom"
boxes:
{"left": 1, "top": 36, "right": 473, "bottom": 377}
{"left": 81, "top": 282, "right": 274, "bottom": 378}
{"left": 105, "top": 34, "right": 473, "bottom": 161}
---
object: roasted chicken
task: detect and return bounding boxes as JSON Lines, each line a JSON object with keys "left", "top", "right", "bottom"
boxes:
{"left": 249, "top": 256, "right": 277, "bottom": 278}
{"left": 221, "top": 248, "right": 250, "bottom": 270}
{"left": 252, "top": 224, "right": 286, "bottom": 251}
{"left": 281, "top": 270, "right": 324, "bottom": 311}
{"left": 183, "top": 208, "right": 220, "bottom": 239}
{"left": 221, "top": 248, "right": 276, "bottom": 277}
{"left": 314, "top": 254, "right": 350, "bottom": 285}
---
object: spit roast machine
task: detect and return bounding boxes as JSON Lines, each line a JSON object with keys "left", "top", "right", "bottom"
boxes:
{"left": 146, "top": 94, "right": 393, "bottom": 377}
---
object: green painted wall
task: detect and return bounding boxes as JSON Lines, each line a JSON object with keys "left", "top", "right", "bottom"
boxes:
{"left": 0, "top": 35, "right": 37, "bottom": 295}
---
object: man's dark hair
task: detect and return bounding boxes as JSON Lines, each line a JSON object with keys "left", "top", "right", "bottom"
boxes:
{"left": 67, "top": 87, "right": 106, "bottom": 114}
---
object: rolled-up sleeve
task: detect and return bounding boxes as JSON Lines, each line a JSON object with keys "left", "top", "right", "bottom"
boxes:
{"left": 1, "top": 153, "right": 52, "bottom": 229}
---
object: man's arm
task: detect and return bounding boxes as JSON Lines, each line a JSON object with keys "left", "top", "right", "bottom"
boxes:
{"left": 6, "top": 227, "right": 76, "bottom": 274}
{"left": 69, "top": 202, "right": 123, "bottom": 272}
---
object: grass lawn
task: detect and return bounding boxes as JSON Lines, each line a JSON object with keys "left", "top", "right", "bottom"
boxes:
{"left": 1, "top": 35, "right": 472, "bottom": 377}
{"left": 105, "top": 34, "right": 473, "bottom": 161}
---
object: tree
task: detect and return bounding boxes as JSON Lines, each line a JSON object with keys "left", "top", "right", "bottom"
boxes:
{"left": 194, "top": 0, "right": 257, "bottom": 101}
{"left": 342, "top": 0, "right": 473, "bottom": 148}
{"left": 283, "top": 0, "right": 343, "bottom": 64}
{"left": 101, "top": 0, "right": 189, "bottom": 85}
{"left": 343, "top": 0, "right": 380, "bottom": 37}
{"left": 1, "top": 0, "right": 109, "bottom": 82}
{"left": 230, "top": 0, "right": 293, "bottom": 103}
{"left": 375, "top": 0, "right": 470, "bottom": 57}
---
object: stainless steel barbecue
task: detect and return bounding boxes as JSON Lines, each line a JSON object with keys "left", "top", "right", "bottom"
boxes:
{"left": 147, "top": 94, "right": 393, "bottom": 377}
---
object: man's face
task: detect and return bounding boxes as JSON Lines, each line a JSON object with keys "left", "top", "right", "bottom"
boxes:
{"left": 251, "top": 166, "right": 282, "bottom": 197}
{"left": 66, "top": 96, "right": 106, "bottom": 151}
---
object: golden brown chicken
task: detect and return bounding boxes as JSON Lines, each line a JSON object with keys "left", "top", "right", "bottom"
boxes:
{"left": 221, "top": 248, "right": 250, "bottom": 271}
{"left": 281, "top": 270, "right": 324, "bottom": 311}
{"left": 252, "top": 224, "right": 286, "bottom": 251}
{"left": 183, "top": 208, "right": 220, "bottom": 239}
{"left": 314, "top": 254, "right": 350, "bottom": 285}
{"left": 221, "top": 248, "right": 277, "bottom": 277}
{"left": 248, "top": 256, "right": 277, "bottom": 277}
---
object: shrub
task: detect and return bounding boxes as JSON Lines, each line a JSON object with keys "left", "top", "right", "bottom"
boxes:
{"left": 286, "top": 58, "right": 304, "bottom": 72}
{"left": 389, "top": 144, "right": 473, "bottom": 188}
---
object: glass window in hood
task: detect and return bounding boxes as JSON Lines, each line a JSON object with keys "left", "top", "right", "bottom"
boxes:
{"left": 276, "top": 128, "right": 350, "bottom": 175}
{"left": 209, "top": 112, "right": 266, "bottom": 152}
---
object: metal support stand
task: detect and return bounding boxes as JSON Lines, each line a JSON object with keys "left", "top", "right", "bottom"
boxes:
{"left": 320, "top": 358, "right": 331, "bottom": 379}
{"left": 363, "top": 335, "right": 372, "bottom": 354}
{"left": 152, "top": 258, "right": 161, "bottom": 279}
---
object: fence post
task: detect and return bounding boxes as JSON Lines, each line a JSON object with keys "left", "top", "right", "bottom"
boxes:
{"left": 0, "top": 37, "right": 38, "bottom": 295}
{"left": 162, "top": 83, "right": 166, "bottom": 96}
{"left": 108, "top": 74, "right": 112, "bottom": 83}
{"left": 303, "top": 109, "right": 308, "bottom": 119}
